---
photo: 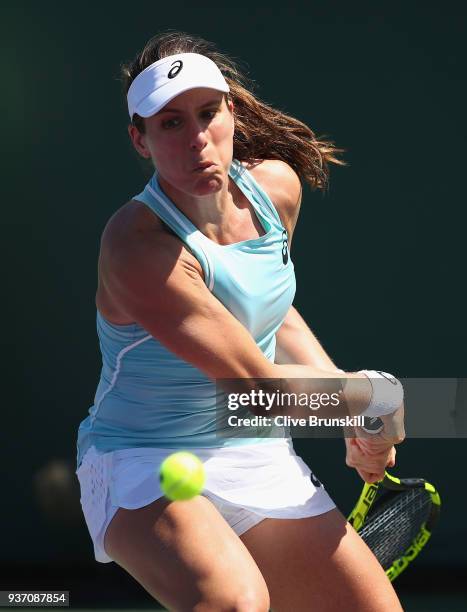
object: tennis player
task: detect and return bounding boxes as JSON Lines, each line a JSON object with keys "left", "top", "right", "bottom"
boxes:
{"left": 75, "top": 32, "right": 405, "bottom": 611}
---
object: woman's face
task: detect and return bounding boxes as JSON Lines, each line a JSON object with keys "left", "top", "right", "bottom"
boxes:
{"left": 130, "top": 88, "right": 235, "bottom": 197}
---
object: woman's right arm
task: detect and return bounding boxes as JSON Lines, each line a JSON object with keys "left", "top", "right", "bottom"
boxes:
{"left": 101, "top": 225, "right": 403, "bottom": 445}
{"left": 102, "top": 224, "right": 333, "bottom": 383}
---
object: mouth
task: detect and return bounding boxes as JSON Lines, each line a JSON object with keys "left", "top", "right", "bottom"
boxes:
{"left": 193, "top": 161, "right": 216, "bottom": 172}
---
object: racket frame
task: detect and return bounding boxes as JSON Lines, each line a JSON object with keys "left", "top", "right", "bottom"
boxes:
{"left": 348, "top": 472, "right": 441, "bottom": 581}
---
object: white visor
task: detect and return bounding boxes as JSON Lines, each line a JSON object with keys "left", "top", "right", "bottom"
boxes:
{"left": 127, "top": 52, "right": 230, "bottom": 120}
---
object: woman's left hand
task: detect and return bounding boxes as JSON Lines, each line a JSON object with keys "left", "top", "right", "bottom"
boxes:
{"left": 344, "top": 436, "right": 396, "bottom": 483}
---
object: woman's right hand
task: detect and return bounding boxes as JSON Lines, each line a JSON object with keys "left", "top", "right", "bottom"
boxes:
{"left": 345, "top": 436, "right": 396, "bottom": 483}
{"left": 345, "top": 404, "right": 404, "bottom": 483}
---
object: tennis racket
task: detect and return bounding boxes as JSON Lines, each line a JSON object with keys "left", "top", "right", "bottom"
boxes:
{"left": 348, "top": 471, "right": 441, "bottom": 581}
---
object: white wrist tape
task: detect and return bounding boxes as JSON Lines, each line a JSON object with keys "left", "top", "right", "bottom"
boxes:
{"left": 359, "top": 370, "right": 404, "bottom": 417}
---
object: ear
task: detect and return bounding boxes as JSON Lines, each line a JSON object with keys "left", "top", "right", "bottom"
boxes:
{"left": 226, "top": 97, "right": 235, "bottom": 133}
{"left": 128, "top": 124, "right": 151, "bottom": 159}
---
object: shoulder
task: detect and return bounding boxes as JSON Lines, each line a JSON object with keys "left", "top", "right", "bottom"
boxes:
{"left": 245, "top": 159, "right": 302, "bottom": 237}
{"left": 99, "top": 200, "right": 204, "bottom": 284}
{"left": 101, "top": 199, "right": 165, "bottom": 245}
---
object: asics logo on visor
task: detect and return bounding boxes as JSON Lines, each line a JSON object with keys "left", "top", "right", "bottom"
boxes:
{"left": 168, "top": 60, "right": 183, "bottom": 79}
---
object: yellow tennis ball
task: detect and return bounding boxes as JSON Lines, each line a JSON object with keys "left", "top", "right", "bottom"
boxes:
{"left": 159, "top": 452, "right": 206, "bottom": 501}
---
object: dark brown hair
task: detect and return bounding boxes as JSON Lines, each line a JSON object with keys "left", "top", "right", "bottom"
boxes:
{"left": 121, "top": 31, "right": 344, "bottom": 190}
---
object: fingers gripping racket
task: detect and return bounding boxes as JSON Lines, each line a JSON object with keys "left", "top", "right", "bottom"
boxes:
{"left": 348, "top": 472, "right": 441, "bottom": 581}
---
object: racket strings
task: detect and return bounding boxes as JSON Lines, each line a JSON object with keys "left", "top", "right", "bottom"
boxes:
{"left": 359, "top": 488, "right": 432, "bottom": 569}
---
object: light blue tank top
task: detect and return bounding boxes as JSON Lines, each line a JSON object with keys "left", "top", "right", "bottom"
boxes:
{"left": 76, "top": 160, "right": 296, "bottom": 467}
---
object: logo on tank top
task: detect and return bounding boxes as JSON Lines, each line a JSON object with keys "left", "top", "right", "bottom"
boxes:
{"left": 282, "top": 229, "right": 289, "bottom": 265}
{"left": 168, "top": 60, "right": 183, "bottom": 79}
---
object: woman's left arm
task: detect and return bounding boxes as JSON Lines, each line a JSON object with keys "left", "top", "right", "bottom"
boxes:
{"left": 250, "top": 160, "right": 341, "bottom": 372}
{"left": 252, "top": 159, "right": 399, "bottom": 483}
{"left": 275, "top": 305, "right": 340, "bottom": 371}
{"left": 276, "top": 303, "right": 398, "bottom": 483}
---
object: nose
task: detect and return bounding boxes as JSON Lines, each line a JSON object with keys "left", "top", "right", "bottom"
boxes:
{"left": 188, "top": 121, "right": 208, "bottom": 152}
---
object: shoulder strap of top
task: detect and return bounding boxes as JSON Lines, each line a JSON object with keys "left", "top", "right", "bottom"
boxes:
{"left": 133, "top": 176, "right": 215, "bottom": 290}
{"left": 229, "top": 160, "right": 284, "bottom": 230}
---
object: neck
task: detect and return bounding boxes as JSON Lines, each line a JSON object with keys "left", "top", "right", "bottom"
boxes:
{"left": 157, "top": 170, "right": 238, "bottom": 237}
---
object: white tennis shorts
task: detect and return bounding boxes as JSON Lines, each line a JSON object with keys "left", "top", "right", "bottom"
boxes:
{"left": 75, "top": 439, "right": 336, "bottom": 563}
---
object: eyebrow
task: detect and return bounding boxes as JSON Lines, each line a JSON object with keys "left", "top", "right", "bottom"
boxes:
{"left": 158, "top": 98, "right": 223, "bottom": 114}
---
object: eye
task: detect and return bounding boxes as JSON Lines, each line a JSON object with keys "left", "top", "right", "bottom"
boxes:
{"left": 201, "top": 109, "right": 218, "bottom": 121}
{"left": 161, "top": 117, "right": 181, "bottom": 129}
